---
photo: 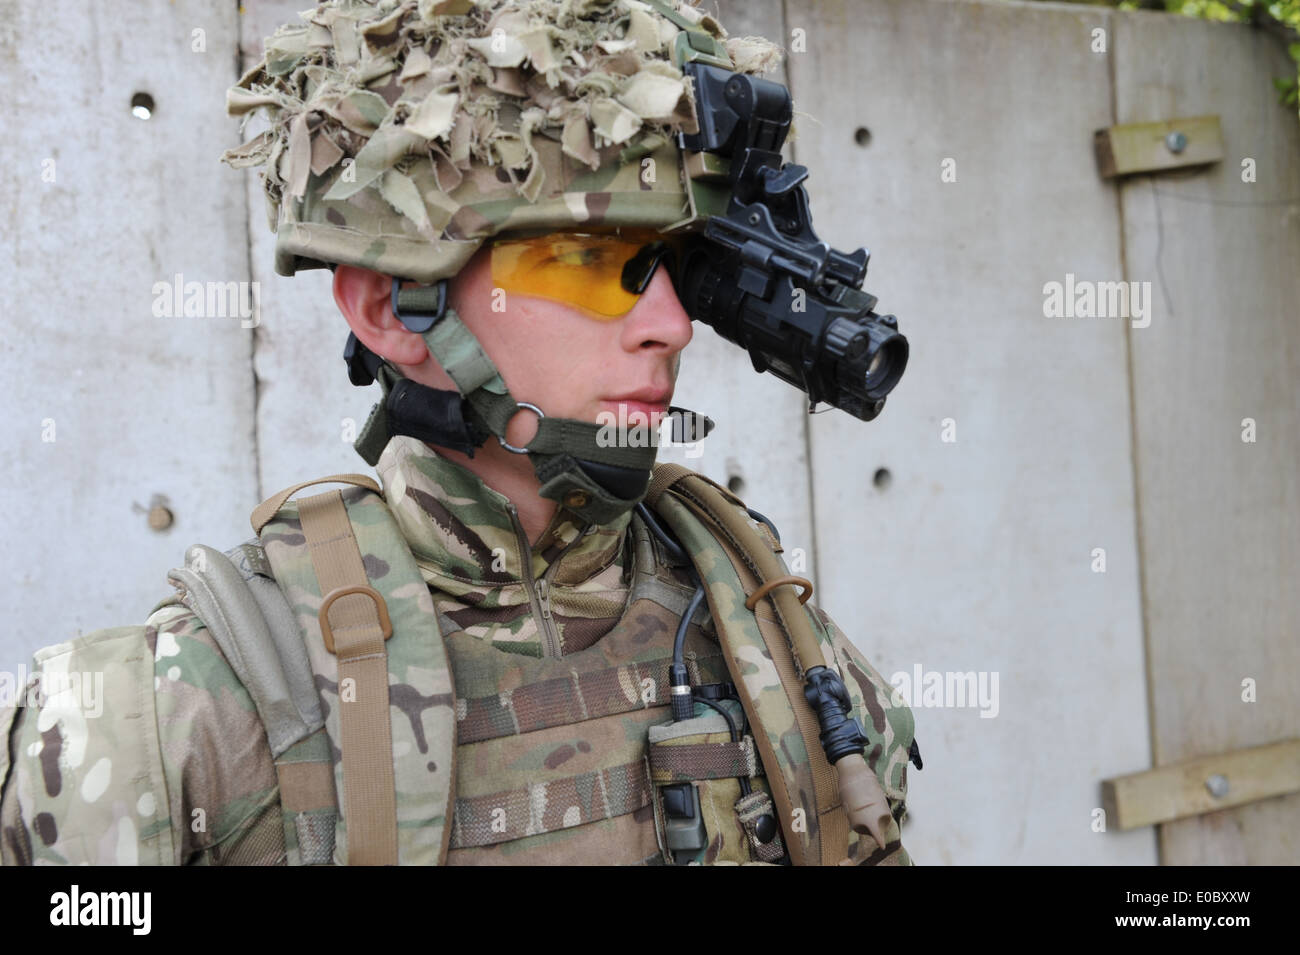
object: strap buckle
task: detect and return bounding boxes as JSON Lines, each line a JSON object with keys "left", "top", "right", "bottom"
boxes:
{"left": 318, "top": 584, "right": 393, "bottom": 654}
{"left": 391, "top": 278, "right": 448, "bottom": 334}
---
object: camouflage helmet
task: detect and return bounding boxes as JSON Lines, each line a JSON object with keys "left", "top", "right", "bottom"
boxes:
{"left": 222, "top": 0, "right": 784, "bottom": 284}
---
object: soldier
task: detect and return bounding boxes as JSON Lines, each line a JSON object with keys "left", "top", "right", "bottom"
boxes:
{"left": 0, "top": 0, "right": 916, "bottom": 866}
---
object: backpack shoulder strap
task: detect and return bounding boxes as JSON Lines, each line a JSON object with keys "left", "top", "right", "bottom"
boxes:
{"left": 645, "top": 463, "right": 892, "bottom": 865}
{"left": 253, "top": 474, "right": 457, "bottom": 866}
{"left": 161, "top": 473, "right": 391, "bottom": 866}
{"left": 167, "top": 542, "right": 323, "bottom": 755}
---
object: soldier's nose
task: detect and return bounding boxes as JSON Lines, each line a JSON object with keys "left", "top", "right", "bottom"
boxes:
{"left": 624, "top": 265, "right": 693, "bottom": 355}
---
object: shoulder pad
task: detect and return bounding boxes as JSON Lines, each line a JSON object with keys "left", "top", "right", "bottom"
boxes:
{"left": 2, "top": 627, "right": 177, "bottom": 865}
{"left": 167, "top": 541, "right": 323, "bottom": 757}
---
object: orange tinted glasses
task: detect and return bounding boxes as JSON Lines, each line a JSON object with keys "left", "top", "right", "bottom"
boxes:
{"left": 490, "top": 231, "right": 684, "bottom": 319}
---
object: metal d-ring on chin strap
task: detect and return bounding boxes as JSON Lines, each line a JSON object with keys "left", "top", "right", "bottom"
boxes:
{"left": 496, "top": 402, "right": 545, "bottom": 454}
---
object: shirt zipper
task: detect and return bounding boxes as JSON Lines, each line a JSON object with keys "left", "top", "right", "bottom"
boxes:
{"left": 506, "top": 503, "right": 563, "bottom": 658}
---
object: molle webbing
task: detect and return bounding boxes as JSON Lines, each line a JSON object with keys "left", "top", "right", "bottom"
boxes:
{"left": 453, "top": 647, "right": 727, "bottom": 744}
{"left": 441, "top": 514, "right": 731, "bottom": 860}
{"left": 451, "top": 759, "right": 654, "bottom": 850}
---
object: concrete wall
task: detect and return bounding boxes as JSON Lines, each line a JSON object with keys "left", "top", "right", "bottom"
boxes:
{"left": 2, "top": 0, "right": 1295, "bottom": 864}
{"left": 1, "top": 2, "right": 257, "bottom": 649}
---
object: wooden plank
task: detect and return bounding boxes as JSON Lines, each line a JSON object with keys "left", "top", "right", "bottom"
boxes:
{"left": 1114, "top": 12, "right": 1300, "bottom": 864}
{"left": 1095, "top": 115, "right": 1225, "bottom": 178}
{"left": 1102, "top": 739, "right": 1300, "bottom": 830}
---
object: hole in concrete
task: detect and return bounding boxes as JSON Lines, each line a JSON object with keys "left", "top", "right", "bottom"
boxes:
{"left": 131, "top": 92, "right": 155, "bottom": 120}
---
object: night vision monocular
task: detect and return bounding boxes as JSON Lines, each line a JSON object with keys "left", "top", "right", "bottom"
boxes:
{"left": 666, "top": 62, "right": 908, "bottom": 422}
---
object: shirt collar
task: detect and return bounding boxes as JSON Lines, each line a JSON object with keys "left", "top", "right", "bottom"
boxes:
{"left": 374, "top": 435, "right": 630, "bottom": 587}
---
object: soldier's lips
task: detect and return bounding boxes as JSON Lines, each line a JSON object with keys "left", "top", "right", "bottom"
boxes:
{"left": 599, "top": 399, "right": 669, "bottom": 425}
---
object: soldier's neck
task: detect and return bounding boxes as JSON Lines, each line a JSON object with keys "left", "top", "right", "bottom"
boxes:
{"left": 422, "top": 441, "right": 558, "bottom": 546}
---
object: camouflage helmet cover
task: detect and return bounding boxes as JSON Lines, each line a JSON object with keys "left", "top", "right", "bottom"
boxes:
{"left": 223, "top": 0, "right": 784, "bottom": 284}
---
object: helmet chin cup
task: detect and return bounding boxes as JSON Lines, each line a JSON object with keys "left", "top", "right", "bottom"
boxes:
{"left": 575, "top": 459, "right": 651, "bottom": 500}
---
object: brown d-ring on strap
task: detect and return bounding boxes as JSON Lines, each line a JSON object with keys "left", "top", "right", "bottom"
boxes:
{"left": 744, "top": 575, "right": 814, "bottom": 612}
{"left": 319, "top": 584, "right": 393, "bottom": 654}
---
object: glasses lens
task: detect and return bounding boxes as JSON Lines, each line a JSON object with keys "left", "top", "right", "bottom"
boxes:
{"left": 490, "top": 231, "right": 684, "bottom": 319}
{"left": 621, "top": 240, "right": 677, "bottom": 296}
{"left": 490, "top": 233, "right": 642, "bottom": 319}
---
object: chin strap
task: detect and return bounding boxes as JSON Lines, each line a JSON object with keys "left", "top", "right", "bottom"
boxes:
{"left": 346, "top": 280, "right": 715, "bottom": 525}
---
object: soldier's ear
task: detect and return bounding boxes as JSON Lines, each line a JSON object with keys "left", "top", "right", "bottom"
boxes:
{"left": 333, "top": 265, "right": 429, "bottom": 366}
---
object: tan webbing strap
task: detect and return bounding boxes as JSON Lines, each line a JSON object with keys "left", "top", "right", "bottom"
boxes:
{"left": 276, "top": 757, "right": 338, "bottom": 813}
{"left": 645, "top": 462, "right": 691, "bottom": 505}
{"left": 648, "top": 738, "right": 759, "bottom": 783}
{"left": 251, "top": 474, "right": 381, "bottom": 535}
{"left": 297, "top": 489, "right": 398, "bottom": 866}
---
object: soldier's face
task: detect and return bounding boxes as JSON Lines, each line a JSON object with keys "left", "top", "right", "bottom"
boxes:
{"left": 446, "top": 239, "right": 694, "bottom": 444}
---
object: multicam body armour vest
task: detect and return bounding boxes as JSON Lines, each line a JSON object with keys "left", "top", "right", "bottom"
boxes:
{"left": 442, "top": 514, "right": 739, "bottom": 863}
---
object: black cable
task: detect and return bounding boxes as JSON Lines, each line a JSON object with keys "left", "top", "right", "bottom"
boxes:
{"left": 637, "top": 502, "right": 706, "bottom": 720}
{"left": 745, "top": 506, "right": 781, "bottom": 545}
{"left": 669, "top": 585, "right": 706, "bottom": 721}
{"left": 673, "top": 584, "right": 705, "bottom": 666}
{"left": 635, "top": 502, "right": 689, "bottom": 565}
